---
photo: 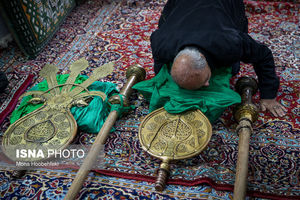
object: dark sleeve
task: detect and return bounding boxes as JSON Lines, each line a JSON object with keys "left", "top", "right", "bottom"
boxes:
{"left": 0, "top": 72, "right": 9, "bottom": 93}
{"left": 240, "top": 33, "right": 279, "bottom": 99}
{"left": 158, "top": 0, "right": 177, "bottom": 28}
{"left": 153, "top": 56, "right": 164, "bottom": 74}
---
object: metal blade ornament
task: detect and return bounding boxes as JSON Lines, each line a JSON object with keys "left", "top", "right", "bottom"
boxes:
{"left": 61, "top": 58, "right": 89, "bottom": 93}
{"left": 138, "top": 108, "right": 212, "bottom": 191}
{"left": 2, "top": 59, "right": 113, "bottom": 163}
{"left": 39, "top": 64, "right": 60, "bottom": 96}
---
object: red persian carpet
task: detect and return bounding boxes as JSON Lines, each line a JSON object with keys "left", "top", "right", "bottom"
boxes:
{"left": 0, "top": 73, "right": 33, "bottom": 124}
{"left": 0, "top": 0, "right": 299, "bottom": 199}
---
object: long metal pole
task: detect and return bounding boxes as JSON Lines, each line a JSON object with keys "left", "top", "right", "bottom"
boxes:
{"left": 65, "top": 65, "right": 145, "bottom": 200}
{"left": 233, "top": 119, "right": 252, "bottom": 199}
{"left": 233, "top": 77, "right": 258, "bottom": 200}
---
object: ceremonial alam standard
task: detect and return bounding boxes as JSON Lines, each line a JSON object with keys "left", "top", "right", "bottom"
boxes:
{"left": 139, "top": 108, "right": 212, "bottom": 191}
{"left": 1, "top": 56, "right": 258, "bottom": 199}
{"left": 2, "top": 58, "right": 113, "bottom": 163}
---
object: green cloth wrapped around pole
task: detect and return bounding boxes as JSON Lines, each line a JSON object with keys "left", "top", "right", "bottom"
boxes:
{"left": 10, "top": 74, "right": 118, "bottom": 133}
{"left": 132, "top": 64, "right": 241, "bottom": 123}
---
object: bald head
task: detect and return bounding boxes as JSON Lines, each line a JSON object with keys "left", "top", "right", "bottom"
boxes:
{"left": 171, "top": 47, "right": 211, "bottom": 90}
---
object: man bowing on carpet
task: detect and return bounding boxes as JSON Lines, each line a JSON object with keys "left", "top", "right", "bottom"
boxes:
{"left": 149, "top": 0, "right": 287, "bottom": 118}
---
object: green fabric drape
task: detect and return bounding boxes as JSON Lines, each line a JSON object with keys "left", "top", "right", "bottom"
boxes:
{"left": 10, "top": 74, "right": 118, "bottom": 133}
{"left": 132, "top": 65, "right": 241, "bottom": 122}
{"left": 108, "top": 94, "right": 136, "bottom": 117}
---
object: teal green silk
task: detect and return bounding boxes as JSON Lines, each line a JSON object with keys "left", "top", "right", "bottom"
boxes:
{"left": 108, "top": 94, "right": 135, "bottom": 117}
{"left": 132, "top": 65, "right": 241, "bottom": 122}
{"left": 10, "top": 74, "right": 118, "bottom": 133}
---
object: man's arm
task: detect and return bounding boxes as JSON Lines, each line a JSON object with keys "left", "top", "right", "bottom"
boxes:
{"left": 240, "top": 33, "right": 287, "bottom": 117}
{"left": 151, "top": 0, "right": 177, "bottom": 74}
{"left": 240, "top": 33, "right": 279, "bottom": 99}
{"left": 153, "top": 56, "right": 165, "bottom": 74}
{"left": 158, "top": 0, "right": 177, "bottom": 28}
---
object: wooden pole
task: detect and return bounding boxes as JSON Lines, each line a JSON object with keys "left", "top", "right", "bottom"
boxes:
{"left": 233, "top": 77, "right": 258, "bottom": 200}
{"left": 233, "top": 119, "right": 252, "bottom": 199}
{"left": 65, "top": 65, "right": 146, "bottom": 200}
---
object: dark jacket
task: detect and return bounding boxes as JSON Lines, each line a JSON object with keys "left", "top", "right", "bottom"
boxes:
{"left": 0, "top": 71, "right": 8, "bottom": 93}
{"left": 150, "top": 0, "right": 279, "bottom": 99}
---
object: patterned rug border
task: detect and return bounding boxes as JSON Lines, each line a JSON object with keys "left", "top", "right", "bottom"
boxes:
{"left": 0, "top": 169, "right": 234, "bottom": 200}
{"left": 94, "top": 169, "right": 300, "bottom": 200}
{"left": 0, "top": 74, "right": 34, "bottom": 124}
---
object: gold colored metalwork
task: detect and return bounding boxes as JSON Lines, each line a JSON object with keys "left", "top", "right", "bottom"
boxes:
{"left": 234, "top": 77, "right": 258, "bottom": 123}
{"left": 108, "top": 64, "right": 146, "bottom": 107}
{"left": 2, "top": 58, "right": 114, "bottom": 162}
{"left": 234, "top": 103, "right": 258, "bottom": 123}
{"left": 138, "top": 108, "right": 212, "bottom": 191}
{"left": 233, "top": 77, "right": 258, "bottom": 200}
{"left": 65, "top": 64, "right": 146, "bottom": 200}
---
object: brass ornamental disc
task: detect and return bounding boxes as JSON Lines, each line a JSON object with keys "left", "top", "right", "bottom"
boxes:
{"left": 1, "top": 59, "right": 114, "bottom": 163}
{"left": 138, "top": 108, "right": 212, "bottom": 162}
{"left": 2, "top": 105, "right": 77, "bottom": 162}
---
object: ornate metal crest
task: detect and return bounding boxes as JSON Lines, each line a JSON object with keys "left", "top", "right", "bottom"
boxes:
{"left": 2, "top": 58, "right": 114, "bottom": 162}
{"left": 139, "top": 108, "right": 212, "bottom": 161}
{"left": 138, "top": 108, "right": 212, "bottom": 190}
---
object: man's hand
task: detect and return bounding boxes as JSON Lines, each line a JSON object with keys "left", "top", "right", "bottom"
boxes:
{"left": 260, "top": 99, "right": 287, "bottom": 117}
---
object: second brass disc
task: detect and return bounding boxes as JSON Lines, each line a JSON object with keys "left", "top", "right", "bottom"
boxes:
{"left": 138, "top": 108, "right": 212, "bottom": 161}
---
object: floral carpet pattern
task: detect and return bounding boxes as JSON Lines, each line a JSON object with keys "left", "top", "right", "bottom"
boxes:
{"left": 0, "top": 0, "right": 299, "bottom": 199}
{"left": 0, "top": 168, "right": 236, "bottom": 200}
